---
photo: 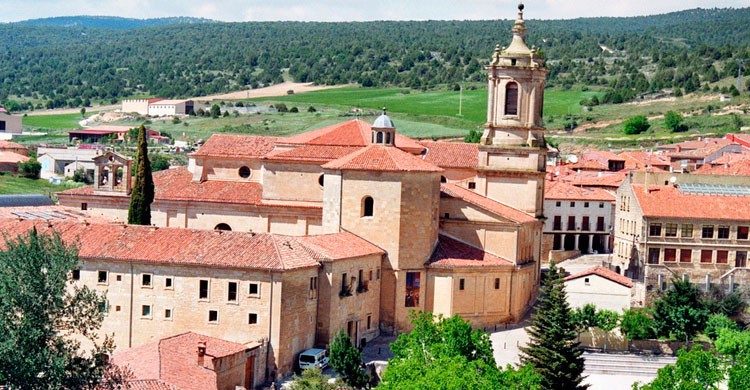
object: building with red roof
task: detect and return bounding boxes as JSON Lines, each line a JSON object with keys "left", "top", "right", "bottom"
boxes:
{"left": 563, "top": 266, "right": 633, "bottom": 312}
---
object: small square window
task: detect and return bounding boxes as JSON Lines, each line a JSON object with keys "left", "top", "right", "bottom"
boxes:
{"left": 584, "top": 278, "right": 590, "bottom": 286}
{"left": 599, "top": 202, "right": 604, "bottom": 208}
{"left": 164, "top": 309, "right": 172, "bottom": 319}
{"left": 97, "top": 270, "right": 108, "bottom": 284}
{"left": 165, "top": 277, "right": 173, "bottom": 289}
{"left": 570, "top": 202, "right": 575, "bottom": 207}
{"left": 81, "top": 203, "right": 87, "bottom": 211}
{"left": 584, "top": 202, "right": 589, "bottom": 208}
{"left": 249, "top": 283, "right": 260, "bottom": 296}
{"left": 444, "top": 213, "right": 450, "bottom": 219}
{"left": 72, "top": 269, "right": 80, "bottom": 281}
{"left": 555, "top": 201, "right": 561, "bottom": 207}
{"left": 141, "top": 305, "right": 151, "bottom": 318}
{"left": 208, "top": 310, "right": 219, "bottom": 323}
{"left": 115, "top": 305, "right": 121, "bottom": 312}
{"left": 459, "top": 279, "right": 465, "bottom": 290}
{"left": 116, "top": 275, "right": 122, "bottom": 281}
{"left": 468, "top": 182, "right": 476, "bottom": 190}
{"left": 248, "top": 313, "right": 258, "bottom": 325}
{"left": 142, "top": 274, "right": 152, "bottom": 287}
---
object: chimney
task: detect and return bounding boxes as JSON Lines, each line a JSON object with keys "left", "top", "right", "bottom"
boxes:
{"left": 197, "top": 341, "right": 207, "bottom": 366}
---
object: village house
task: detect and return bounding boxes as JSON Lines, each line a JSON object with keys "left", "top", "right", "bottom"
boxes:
{"left": 69, "top": 125, "right": 169, "bottom": 144}
{"left": 0, "top": 140, "right": 29, "bottom": 173}
{"left": 563, "top": 266, "right": 633, "bottom": 312}
{"left": 0, "top": 107, "right": 22, "bottom": 137}
{"left": 37, "top": 146, "right": 102, "bottom": 180}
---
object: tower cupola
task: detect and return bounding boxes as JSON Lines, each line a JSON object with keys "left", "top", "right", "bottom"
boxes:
{"left": 371, "top": 108, "right": 396, "bottom": 146}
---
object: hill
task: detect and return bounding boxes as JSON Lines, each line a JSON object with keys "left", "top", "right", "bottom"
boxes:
{"left": 1, "top": 8, "right": 749, "bottom": 111}
{"left": 14, "top": 16, "right": 215, "bottom": 29}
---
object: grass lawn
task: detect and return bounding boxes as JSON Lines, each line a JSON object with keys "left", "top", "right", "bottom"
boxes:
{"left": 0, "top": 175, "right": 83, "bottom": 196}
{"left": 23, "top": 112, "right": 90, "bottom": 130}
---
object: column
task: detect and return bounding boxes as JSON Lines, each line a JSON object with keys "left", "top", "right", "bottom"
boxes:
{"left": 487, "top": 76, "right": 496, "bottom": 124}
{"left": 108, "top": 165, "right": 115, "bottom": 191}
{"left": 561, "top": 234, "right": 567, "bottom": 250}
{"left": 588, "top": 234, "right": 594, "bottom": 254}
{"left": 604, "top": 235, "right": 610, "bottom": 253}
{"left": 574, "top": 234, "right": 580, "bottom": 252}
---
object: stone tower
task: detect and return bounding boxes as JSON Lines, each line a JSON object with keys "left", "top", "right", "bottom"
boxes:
{"left": 477, "top": 2, "right": 548, "bottom": 218}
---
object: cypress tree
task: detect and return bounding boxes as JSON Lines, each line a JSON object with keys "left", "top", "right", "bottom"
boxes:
{"left": 127, "top": 125, "right": 154, "bottom": 225}
{"left": 520, "top": 263, "right": 588, "bottom": 390}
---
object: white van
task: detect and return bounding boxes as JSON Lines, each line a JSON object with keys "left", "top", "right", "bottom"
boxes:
{"left": 299, "top": 348, "right": 329, "bottom": 370}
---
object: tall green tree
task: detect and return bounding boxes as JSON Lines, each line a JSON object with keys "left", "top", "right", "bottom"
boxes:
{"left": 635, "top": 346, "right": 724, "bottom": 390}
{"left": 520, "top": 263, "right": 588, "bottom": 390}
{"left": 127, "top": 124, "right": 155, "bottom": 225}
{"left": 330, "top": 330, "right": 368, "bottom": 389}
{"left": 0, "top": 228, "right": 122, "bottom": 388}
{"left": 652, "top": 278, "right": 709, "bottom": 341}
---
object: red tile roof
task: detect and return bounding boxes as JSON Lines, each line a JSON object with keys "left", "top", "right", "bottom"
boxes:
{"left": 694, "top": 159, "right": 750, "bottom": 176}
{"left": 564, "top": 266, "right": 634, "bottom": 288}
{"left": 427, "top": 235, "right": 513, "bottom": 268}
{"left": 265, "top": 145, "right": 361, "bottom": 162}
{"left": 283, "top": 119, "right": 425, "bottom": 153}
{"left": 322, "top": 145, "right": 442, "bottom": 172}
{"left": 660, "top": 138, "right": 731, "bottom": 151}
{"left": 112, "top": 332, "right": 258, "bottom": 390}
{"left": 0, "top": 220, "right": 328, "bottom": 271}
{"left": 707, "top": 152, "right": 750, "bottom": 165}
{"left": 419, "top": 141, "right": 478, "bottom": 169}
{"left": 557, "top": 170, "right": 626, "bottom": 189}
{"left": 567, "top": 158, "right": 607, "bottom": 171}
{"left": 619, "top": 151, "right": 672, "bottom": 170}
{"left": 298, "top": 231, "right": 384, "bottom": 260}
{"left": 632, "top": 184, "right": 750, "bottom": 221}
{"left": 440, "top": 183, "right": 537, "bottom": 224}
{"left": 545, "top": 180, "right": 615, "bottom": 202}
{"left": 0, "top": 151, "right": 29, "bottom": 164}
{"left": 0, "top": 140, "right": 26, "bottom": 151}
{"left": 191, "top": 135, "right": 279, "bottom": 159}
{"left": 0, "top": 205, "right": 114, "bottom": 224}
{"left": 583, "top": 150, "right": 625, "bottom": 163}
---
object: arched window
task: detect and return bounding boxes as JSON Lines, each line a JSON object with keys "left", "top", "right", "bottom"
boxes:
{"left": 385, "top": 132, "right": 391, "bottom": 145}
{"left": 505, "top": 82, "right": 519, "bottom": 116}
{"left": 318, "top": 174, "right": 324, "bottom": 187}
{"left": 362, "top": 196, "right": 374, "bottom": 217}
{"left": 440, "top": 176, "right": 447, "bottom": 183}
{"left": 238, "top": 166, "right": 251, "bottom": 179}
{"left": 376, "top": 132, "right": 384, "bottom": 144}
{"left": 214, "top": 223, "right": 232, "bottom": 231}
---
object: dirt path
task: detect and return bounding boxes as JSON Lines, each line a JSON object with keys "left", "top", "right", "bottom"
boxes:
{"left": 191, "top": 81, "right": 353, "bottom": 101}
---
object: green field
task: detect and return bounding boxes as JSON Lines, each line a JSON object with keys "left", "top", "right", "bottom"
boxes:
{"left": 0, "top": 175, "right": 83, "bottom": 197}
{"left": 23, "top": 112, "right": 89, "bottom": 129}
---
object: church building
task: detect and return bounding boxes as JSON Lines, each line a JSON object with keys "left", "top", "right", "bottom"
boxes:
{"left": 51, "top": 3, "right": 549, "bottom": 380}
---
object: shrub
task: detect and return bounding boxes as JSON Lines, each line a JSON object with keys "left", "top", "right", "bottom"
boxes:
{"left": 664, "top": 111, "right": 687, "bottom": 132}
{"left": 620, "top": 308, "right": 655, "bottom": 340}
{"left": 704, "top": 314, "right": 739, "bottom": 341}
{"left": 623, "top": 115, "right": 651, "bottom": 135}
{"left": 18, "top": 158, "right": 41, "bottom": 179}
{"left": 307, "top": 106, "right": 317, "bottom": 113}
{"left": 290, "top": 106, "right": 299, "bottom": 113}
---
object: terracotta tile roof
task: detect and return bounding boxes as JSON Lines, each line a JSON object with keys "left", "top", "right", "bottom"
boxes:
{"left": 0, "top": 220, "right": 324, "bottom": 271}
{"left": 323, "top": 145, "right": 442, "bottom": 173}
{"left": 419, "top": 141, "right": 478, "bottom": 169}
{"left": 557, "top": 170, "right": 626, "bottom": 189}
{"left": 283, "top": 119, "right": 425, "bottom": 153}
{"left": 567, "top": 158, "right": 607, "bottom": 171}
{"left": 0, "top": 205, "right": 114, "bottom": 224}
{"left": 0, "top": 151, "right": 29, "bottom": 164}
{"left": 659, "top": 138, "right": 731, "bottom": 151}
{"left": 0, "top": 140, "right": 26, "bottom": 151}
{"left": 619, "top": 151, "right": 671, "bottom": 170}
{"left": 545, "top": 180, "right": 615, "bottom": 202}
{"left": 694, "top": 159, "right": 750, "bottom": 176}
{"left": 112, "top": 332, "right": 258, "bottom": 390}
{"left": 667, "top": 142, "right": 735, "bottom": 159}
{"left": 440, "top": 183, "right": 537, "bottom": 224}
{"left": 726, "top": 133, "right": 750, "bottom": 148}
{"left": 632, "top": 184, "right": 750, "bottom": 221}
{"left": 191, "top": 135, "right": 279, "bottom": 159}
{"left": 583, "top": 150, "right": 625, "bottom": 162}
{"left": 265, "top": 145, "right": 361, "bottom": 162}
{"left": 427, "top": 235, "right": 513, "bottom": 268}
{"left": 708, "top": 152, "right": 750, "bottom": 165}
{"left": 564, "top": 266, "right": 634, "bottom": 288}
{"left": 298, "top": 231, "right": 384, "bottom": 260}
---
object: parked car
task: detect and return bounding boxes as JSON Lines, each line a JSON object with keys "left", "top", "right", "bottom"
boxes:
{"left": 299, "top": 348, "right": 329, "bottom": 370}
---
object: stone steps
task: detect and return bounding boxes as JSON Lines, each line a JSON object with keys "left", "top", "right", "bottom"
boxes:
{"left": 583, "top": 352, "right": 677, "bottom": 377}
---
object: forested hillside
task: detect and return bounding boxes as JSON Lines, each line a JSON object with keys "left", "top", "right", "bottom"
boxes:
{"left": 15, "top": 16, "right": 215, "bottom": 29}
{"left": 1, "top": 8, "right": 749, "bottom": 111}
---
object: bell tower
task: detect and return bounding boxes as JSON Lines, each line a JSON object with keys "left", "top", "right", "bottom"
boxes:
{"left": 476, "top": 2, "right": 547, "bottom": 217}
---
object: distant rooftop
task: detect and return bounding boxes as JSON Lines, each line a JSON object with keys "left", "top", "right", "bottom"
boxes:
{"left": 679, "top": 183, "right": 750, "bottom": 196}
{"left": 0, "top": 194, "right": 55, "bottom": 208}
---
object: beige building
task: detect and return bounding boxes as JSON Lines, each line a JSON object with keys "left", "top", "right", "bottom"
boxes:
{"left": 563, "top": 266, "right": 633, "bottom": 312}
{"left": 0, "top": 107, "right": 22, "bottom": 136}
{"left": 122, "top": 98, "right": 164, "bottom": 115}
{"left": 614, "top": 171, "right": 750, "bottom": 305}
{"left": 148, "top": 99, "right": 194, "bottom": 116}
{"left": 52, "top": 3, "right": 550, "bottom": 383}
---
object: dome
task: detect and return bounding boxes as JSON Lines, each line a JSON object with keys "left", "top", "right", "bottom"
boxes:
{"left": 372, "top": 109, "right": 395, "bottom": 129}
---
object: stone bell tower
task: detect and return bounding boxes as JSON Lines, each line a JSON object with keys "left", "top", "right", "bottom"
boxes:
{"left": 476, "top": 2, "right": 548, "bottom": 218}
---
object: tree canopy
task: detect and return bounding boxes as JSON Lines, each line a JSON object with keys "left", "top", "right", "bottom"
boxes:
{"left": 127, "top": 124, "right": 155, "bottom": 225}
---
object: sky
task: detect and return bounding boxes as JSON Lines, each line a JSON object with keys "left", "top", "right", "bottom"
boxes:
{"left": 1, "top": 0, "right": 748, "bottom": 23}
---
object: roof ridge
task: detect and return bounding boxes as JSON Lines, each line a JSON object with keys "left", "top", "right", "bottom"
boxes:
{"left": 441, "top": 182, "right": 534, "bottom": 222}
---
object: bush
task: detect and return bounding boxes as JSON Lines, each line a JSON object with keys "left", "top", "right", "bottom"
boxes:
{"left": 307, "top": 106, "right": 317, "bottom": 113}
{"left": 290, "top": 106, "right": 299, "bottom": 113}
{"left": 172, "top": 116, "right": 181, "bottom": 124}
{"left": 620, "top": 308, "right": 655, "bottom": 340}
{"left": 623, "top": 115, "right": 651, "bottom": 135}
{"left": 704, "top": 314, "right": 739, "bottom": 341}
{"left": 71, "top": 168, "right": 91, "bottom": 184}
{"left": 274, "top": 103, "right": 289, "bottom": 113}
{"left": 664, "top": 111, "right": 687, "bottom": 132}
{"left": 18, "top": 158, "right": 41, "bottom": 179}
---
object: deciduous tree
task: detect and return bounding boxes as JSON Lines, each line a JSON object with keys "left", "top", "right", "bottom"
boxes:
{"left": 652, "top": 278, "right": 709, "bottom": 341}
{"left": 330, "top": 330, "right": 368, "bottom": 389}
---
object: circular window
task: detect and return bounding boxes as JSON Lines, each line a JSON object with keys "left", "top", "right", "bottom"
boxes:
{"left": 238, "top": 166, "right": 251, "bottom": 179}
{"left": 318, "top": 174, "right": 324, "bottom": 187}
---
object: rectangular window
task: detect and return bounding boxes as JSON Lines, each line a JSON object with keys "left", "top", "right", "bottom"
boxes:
{"left": 680, "top": 249, "right": 692, "bottom": 263}
{"left": 164, "top": 309, "right": 172, "bottom": 319}
{"left": 459, "top": 278, "right": 465, "bottom": 290}
{"left": 208, "top": 310, "right": 218, "bottom": 323}
{"left": 555, "top": 201, "right": 561, "bottom": 207}
{"left": 701, "top": 250, "right": 713, "bottom": 263}
{"left": 357, "top": 269, "right": 367, "bottom": 292}
{"left": 405, "top": 272, "right": 420, "bottom": 307}
{"left": 648, "top": 248, "right": 660, "bottom": 264}
{"left": 141, "top": 305, "right": 151, "bottom": 318}
{"left": 248, "top": 313, "right": 258, "bottom": 325}
{"left": 739, "top": 226, "right": 749, "bottom": 240}
{"left": 227, "top": 282, "right": 238, "bottom": 302}
{"left": 702, "top": 225, "right": 714, "bottom": 239}
{"left": 99, "top": 301, "right": 108, "bottom": 315}
{"left": 97, "top": 270, "right": 108, "bottom": 284}
{"left": 570, "top": 202, "right": 575, "bottom": 207}
{"left": 682, "top": 224, "right": 693, "bottom": 238}
{"left": 249, "top": 282, "right": 260, "bottom": 297}
{"left": 340, "top": 273, "right": 351, "bottom": 296}
{"left": 309, "top": 277, "right": 318, "bottom": 299}
{"left": 717, "top": 250, "right": 729, "bottom": 264}
{"left": 736, "top": 251, "right": 747, "bottom": 267}
{"left": 199, "top": 280, "right": 209, "bottom": 300}
{"left": 567, "top": 216, "right": 576, "bottom": 230}
{"left": 165, "top": 277, "right": 173, "bottom": 289}
{"left": 596, "top": 217, "right": 605, "bottom": 232}
{"left": 494, "top": 278, "right": 500, "bottom": 290}
{"left": 599, "top": 202, "right": 604, "bottom": 208}
{"left": 72, "top": 269, "right": 80, "bottom": 281}
{"left": 367, "top": 315, "right": 372, "bottom": 330}
{"left": 584, "top": 277, "right": 590, "bottom": 286}
{"left": 553, "top": 216, "right": 562, "bottom": 230}
{"left": 141, "top": 274, "right": 152, "bottom": 287}
{"left": 468, "top": 182, "right": 476, "bottom": 190}
{"left": 664, "top": 248, "right": 677, "bottom": 262}
{"left": 718, "top": 226, "right": 730, "bottom": 239}
{"left": 582, "top": 216, "right": 590, "bottom": 231}
{"left": 665, "top": 223, "right": 678, "bottom": 237}
{"left": 81, "top": 203, "right": 88, "bottom": 211}
{"left": 584, "top": 202, "right": 589, "bottom": 208}
{"left": 369, "top": 270, "right": 373, "bottom": 281}
{"left": 376, "top": 268, "right": 380, "bottom": 280}
{"left": 649, "top": 223, "right": 662, "bottom": 237}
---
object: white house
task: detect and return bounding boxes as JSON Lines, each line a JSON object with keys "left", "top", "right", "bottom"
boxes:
{"left": 147, "top": 99, "right": 194, "bottom": 116}
{"left": 563, "top": 266, "right": 633, "bottom": 312}
{"left": 37, "top": 147, "right": 101, "bottom": 179}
